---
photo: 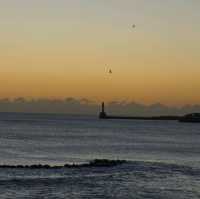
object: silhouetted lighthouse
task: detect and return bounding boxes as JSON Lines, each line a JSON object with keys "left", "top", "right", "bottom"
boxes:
{"left": 99, "top": 102, "right": 107, "bottom": 118}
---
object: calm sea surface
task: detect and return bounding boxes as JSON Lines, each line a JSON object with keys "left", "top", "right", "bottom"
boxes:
{"left": 0, "top": 112, "right": 200, "bottom": 198}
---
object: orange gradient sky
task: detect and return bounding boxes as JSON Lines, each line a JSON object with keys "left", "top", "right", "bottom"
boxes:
{"left": 1, "top": 0, "right": 200, "bottom": 105}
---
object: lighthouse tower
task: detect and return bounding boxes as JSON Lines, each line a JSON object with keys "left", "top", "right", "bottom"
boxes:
{"left": 99, "top": 102, "right": 107, "bottom": 119}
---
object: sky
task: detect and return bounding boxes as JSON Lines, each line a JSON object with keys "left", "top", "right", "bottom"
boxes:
{"left": 0, "top": 0, "right": 200, "bottom": 106}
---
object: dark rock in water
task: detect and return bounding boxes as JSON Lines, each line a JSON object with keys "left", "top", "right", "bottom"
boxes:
{"left": 64, "top": 159, "right": 127, "bottom": 168}
{"left": 0, "top": 164, "right": 58, "bottom": 169}
{"left": 29, "top": 164, "right": 51, "bottom": 169}
{"left": 89, "top": 159, "right": 127, "bottom": 167}
{"left": 0, "top": 159, "right": 127, "bottom": 169}
{"left": 16, "top": 165, "right": 24, "bottom": 168}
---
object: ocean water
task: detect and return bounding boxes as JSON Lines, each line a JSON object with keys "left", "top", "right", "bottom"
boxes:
{"left": 0, "top": 112, "right": 200, "bottom": 198}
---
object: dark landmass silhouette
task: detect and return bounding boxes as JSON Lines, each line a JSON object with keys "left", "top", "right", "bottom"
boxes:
{"left": 99, "top": 102, "right": 181, "bottom": 121}
{"left": 0, "top": 97, "right": 200, "bottom": 116}
{"left": 179, "top": 113, "right": 200, "bottom": 123}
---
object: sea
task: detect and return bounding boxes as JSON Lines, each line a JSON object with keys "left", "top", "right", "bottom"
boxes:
{"left": 0, "top": 112, "right": 200, "bottom": 199}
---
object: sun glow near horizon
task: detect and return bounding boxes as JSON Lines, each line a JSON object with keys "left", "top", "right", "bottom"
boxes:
{"left": 1, "top": 0, "right": 200, "bottom": 106}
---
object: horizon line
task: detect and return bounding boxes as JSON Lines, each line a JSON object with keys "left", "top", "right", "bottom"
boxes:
{"left": 0, "top": 97, "right": 200, "bottom": 108}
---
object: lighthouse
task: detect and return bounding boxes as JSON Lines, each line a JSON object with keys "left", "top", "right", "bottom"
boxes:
{"left": 99, "top": 102, "right": 107, "bottom": 119}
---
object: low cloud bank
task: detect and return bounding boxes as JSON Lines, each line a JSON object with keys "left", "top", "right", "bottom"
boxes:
{"left": 0, "top": 98, "right": 200, "bottom": 116}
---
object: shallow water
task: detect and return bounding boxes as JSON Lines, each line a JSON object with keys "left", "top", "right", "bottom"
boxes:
{"left": 0, "top": 112, "right": 200, "bottom": 198}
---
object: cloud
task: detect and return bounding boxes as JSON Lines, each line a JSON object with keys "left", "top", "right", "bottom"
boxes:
{"left": 0, "top": 97, "right": 199, "bottom": 116}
